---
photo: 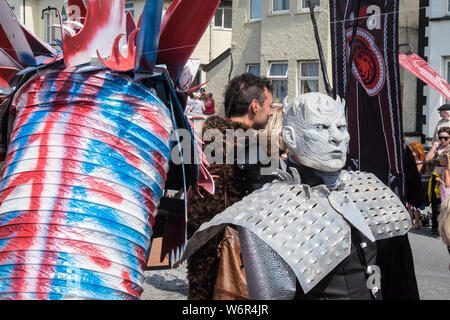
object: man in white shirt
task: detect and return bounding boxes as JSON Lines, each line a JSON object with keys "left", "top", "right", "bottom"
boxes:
{"left": 187, "top": 92, "right": 204, "bottom": 114}
{"left": 433, "top": 104, "right": 450, "bottom": 142}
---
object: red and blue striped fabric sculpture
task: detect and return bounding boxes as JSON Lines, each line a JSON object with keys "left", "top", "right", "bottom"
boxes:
{"left": 0, "top": 0, "right": 219, "bottom": 299}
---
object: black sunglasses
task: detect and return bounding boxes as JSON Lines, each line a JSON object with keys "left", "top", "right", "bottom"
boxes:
{"left": 439, "top": 136, "right": 450, "bottom": 141}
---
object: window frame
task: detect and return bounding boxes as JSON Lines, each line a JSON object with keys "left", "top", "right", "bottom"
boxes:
{"left": 300, "top": 0, "right": 321, "bottom": 11}
{"left": 249, "top": 0, "right": 262, "bottom": 21}
{"left": 268, "top": 61, "right": 289, "bottom": 103}
{"left": 213, "top": 7, "right": 232, "bottom": 30}
{"left": 44, "top": 11, "right": 60, "bottom": 46}
{"left": 268, "top": 61, "right": 289, "bottom": 78}
{"left": 271, "top": 0, "right": 290, "bottom": 14}
{"left": 125, "top": 0, "right": 135, "bottom": 18}
{"left": 247, "top": 64, "right": 261, "bottom": 76}
{"left": 298, "top": 60, "right": 320, "bottom": 94}
{"left": 44, "top": 11, "right": 51, "bottom": 44}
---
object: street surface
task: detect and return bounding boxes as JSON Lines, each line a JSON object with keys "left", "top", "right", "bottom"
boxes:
{"left": 409, "top": 227, "right": 450, "bottom": 300}
{"left": 141, "top": 264, "right": 188, "bottom": 300}
{"left": 141, "top": 229, "right": 450, "bottom": 300}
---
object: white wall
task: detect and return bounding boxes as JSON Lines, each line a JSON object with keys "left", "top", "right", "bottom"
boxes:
{"left": 205, "top": 54, "right": 232, "bottom": 116}
{"left": 399, "top": 0, "right": 420, "bottom": 135}
{"left": 227, "top": 0, "right": 331, "bottom": 103}
{"left": 424, "top": 0, "right": 450, "bottom": 141}
{"left": 5, "top": 0, "right": 229, "bottom": 66}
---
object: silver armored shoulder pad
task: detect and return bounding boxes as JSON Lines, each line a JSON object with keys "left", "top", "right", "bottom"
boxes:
{"left": 337, "top": 171, "right": 412, "bottom": 240}
{"left": 181, "top": 182, "right": 351, "bottom": 294}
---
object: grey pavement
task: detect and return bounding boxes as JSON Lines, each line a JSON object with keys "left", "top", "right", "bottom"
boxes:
{"left": 408, "top": 227, "right": 450, "bottom": 300}
{"left": 141, "top": 264, "right": 188, "bottom": 300}
{"left": 141, "top": 229, "right": 450, "bottom": 300}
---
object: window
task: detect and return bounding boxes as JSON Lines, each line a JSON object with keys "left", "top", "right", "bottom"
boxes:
{"left": 250, "top": 0, "right": 262, "bottom": 20}
{"left": 299, "top": 61, "right": 319, "bottom": 93}
{"left": 125, "top": 0, "right": 134, "bottom": 17}
{"left": 448, "top": 0, "right": 450, "bottom": 15}
{"left": 247, "top": 64, "right": 261, "bottom": 76}
{"left": 268, "top": 62, "right": 288, "bottom": 103}
{"left": 272, "top": 0, "right": 289, "bottom": 13}
{"left": 44, "top": 12, "right": 51, "bottom": 43}
{"left": 44, "top": 11, "right": 61, "bottom": 46}
{"left": 301, "top": 0, "right": 320, "bottom": 10}
{"left": 214, "top": 7, "right": 232, "bottom": 29}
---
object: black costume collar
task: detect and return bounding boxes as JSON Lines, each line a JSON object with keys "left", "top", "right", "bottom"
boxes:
{"left": 287, "top": 157, "right": 341, "bottom": 190}
{"left": 287, "top": 157, "right": 324, "bottom": 188}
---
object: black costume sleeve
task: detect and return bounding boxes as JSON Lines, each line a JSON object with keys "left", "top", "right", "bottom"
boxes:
{"left": 404, "top": 144, "right": 425, "bottom": 208}
{"left": 376, "top": 234, "right": 420, "bottom": 300}
{"left": 374, "top": 144, "right": 420, "bottom": 300}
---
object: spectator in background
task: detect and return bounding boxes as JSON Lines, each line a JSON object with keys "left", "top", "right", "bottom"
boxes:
{"left": 202, "top": 93, "right": 215, "bottom": 115}
{"left": 408, "top": 141, "right": 426, "bottom": 229}
{"left": 426, "top": 127, "right": 450, "bottom": 235}
{"left": 187, "top": 73, "right": 274, "bottom": 300}
{"left": 187, "top": 92, "right": 204, "bottom": 114}
{"left": 439, "top": 197, "right": 450, "bottom": 271}
{"left": 432, "top": 104, "right": 450, "bottom": 143}
{"left": 437, "top": 150, "right": 450, "bottom": 203}
{"left": 200, "top": 88, "right": 207, "bottom": 102}
{"left": 265, "top": 103, "right": 288, "bottom": 161}
{"left": 185, "top": 92, "right": 194, "bottom": 113}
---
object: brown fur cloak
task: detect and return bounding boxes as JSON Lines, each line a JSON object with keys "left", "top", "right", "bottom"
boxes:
{"left": 187, "top": 116, "right": 257, "bottom": 300}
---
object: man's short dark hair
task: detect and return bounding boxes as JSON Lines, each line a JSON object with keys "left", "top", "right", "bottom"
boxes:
{"left": 224, "top": 73, "right": 273, "bottom": 118}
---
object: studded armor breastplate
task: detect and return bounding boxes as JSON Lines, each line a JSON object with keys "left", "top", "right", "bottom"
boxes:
{"left": 181, "top": 170, "right": 411, "bottom": 295}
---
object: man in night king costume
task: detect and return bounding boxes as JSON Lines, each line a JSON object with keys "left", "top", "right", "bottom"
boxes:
{"left": 182, "top": 92, "right": 418, "bottom": 299}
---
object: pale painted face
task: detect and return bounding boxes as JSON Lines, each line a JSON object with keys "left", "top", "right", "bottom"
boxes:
{"left": 283, "top": 93, "right": 350, "bottom": 172}
{"left": 300, "top": 105, "right": 349, "bottom": 171}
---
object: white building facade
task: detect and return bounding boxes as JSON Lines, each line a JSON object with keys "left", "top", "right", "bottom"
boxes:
{"left": 5, "top": 0, "right": 232, "bottom": 88}
{"left": 422, "top": 0, "right": 450, "bottom": 144}
{"left": 205, "top": 0, "right": 421, "bottom": 120}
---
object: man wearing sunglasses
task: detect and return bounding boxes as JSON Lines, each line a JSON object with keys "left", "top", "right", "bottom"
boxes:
{"left": 426, "top": 126, "right": 450, "bottom": 235}
{"left": 432, "top": 104, "right": 450, "bottom": 143}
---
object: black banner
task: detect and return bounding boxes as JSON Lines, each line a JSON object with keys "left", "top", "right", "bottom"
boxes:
{"left": 330, "top": 0, "right": 405, "bottom": 199}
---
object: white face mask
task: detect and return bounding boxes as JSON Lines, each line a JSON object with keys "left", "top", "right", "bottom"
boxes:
{"left": 282, "top": 93, "right": 350, "bottom": 172}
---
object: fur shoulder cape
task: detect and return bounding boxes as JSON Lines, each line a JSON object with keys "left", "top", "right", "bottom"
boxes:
{"left": 187, "top": 116, "right": 254, "bottom": 300}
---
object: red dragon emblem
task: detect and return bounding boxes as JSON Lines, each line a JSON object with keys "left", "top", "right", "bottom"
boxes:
{"left": 346, "top": 28, "right": 385, "bottom": 96}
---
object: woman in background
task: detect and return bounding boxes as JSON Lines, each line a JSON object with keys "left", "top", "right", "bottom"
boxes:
{"left": 437, "top": 151, "right": 450, "bottom": 202}
{"left": 202, "top": 93, "right": 215, "bottom": 115}
{"left": 426, "top": 127, "right": 450, "bottom": 235}
{"left": 408, "top": 142, "right": 426, "bottom": 229}
{"left": 265, "top": 103, "right": 288, "bottom": 161}
{"left": 438, "top": 197, "right": 450, "bottom": 271}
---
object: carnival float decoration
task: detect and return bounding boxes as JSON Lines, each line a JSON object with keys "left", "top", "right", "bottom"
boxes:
{"left": 0, "top": 0, "right": 217, "bottom": 299}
